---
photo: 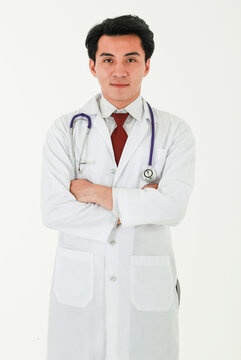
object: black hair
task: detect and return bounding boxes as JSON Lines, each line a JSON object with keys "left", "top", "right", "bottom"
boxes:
{"left": 85, "top": 15, "right": 154, "bottom": 64}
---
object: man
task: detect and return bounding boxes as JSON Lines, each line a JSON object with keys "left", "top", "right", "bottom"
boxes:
{"left": 41, "top": 14, "right": 195, "bottom": 360}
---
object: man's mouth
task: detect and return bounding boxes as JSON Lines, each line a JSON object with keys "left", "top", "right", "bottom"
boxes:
{"left": 111, "top": 83, "right": 129, "bottom": 88}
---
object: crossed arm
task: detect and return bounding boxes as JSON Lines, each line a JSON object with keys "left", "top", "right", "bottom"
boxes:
{"left": 69, "top": 179, "right": 158, "bottom": 225}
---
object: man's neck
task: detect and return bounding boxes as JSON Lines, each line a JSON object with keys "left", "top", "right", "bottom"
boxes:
{"left": 102, "top": 92, "right": 140, "bottom": 109}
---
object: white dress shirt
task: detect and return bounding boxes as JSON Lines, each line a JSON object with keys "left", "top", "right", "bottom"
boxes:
{"left": 97, "top": 94, "right": 144, "bottom": 221}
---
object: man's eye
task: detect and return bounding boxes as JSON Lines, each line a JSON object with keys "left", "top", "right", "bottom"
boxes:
{"left": 104, "top": 59, "right": 112, "bottom": 63}
{"left": 127, "top": 58, "right": 136, "bottom": 62}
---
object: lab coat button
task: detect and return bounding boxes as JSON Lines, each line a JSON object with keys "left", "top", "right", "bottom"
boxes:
{"left": 110, "top": 276, "right": 117, "bottom": 282}
{"left": 110, "top": 168, "right": 116, "bottom": 174}
{"left": 110, "top": 240, "right": 116, "bottom": 245}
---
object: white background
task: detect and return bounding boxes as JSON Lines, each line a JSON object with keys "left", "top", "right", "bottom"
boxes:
{"left": 1, "top": 0, "right": 241, "bottom": 359}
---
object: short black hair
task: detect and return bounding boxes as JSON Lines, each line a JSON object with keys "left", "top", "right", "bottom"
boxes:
{"left": 85, "top": 15, "right": 154, "bottom": 64}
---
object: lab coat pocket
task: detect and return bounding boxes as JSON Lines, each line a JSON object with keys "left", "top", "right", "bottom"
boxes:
{"left": 130, "top": 255, "right": 174, "bottom": 312}
{"left": 53, "top": 247, "right": 94, "bottom": 307}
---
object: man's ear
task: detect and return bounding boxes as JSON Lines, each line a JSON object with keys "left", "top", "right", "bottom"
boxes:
{"left": 89, "top": 58, "right": 97, "bottom": 77}
{"left": 143, "top": 58, "right": 150, "bottom": 77}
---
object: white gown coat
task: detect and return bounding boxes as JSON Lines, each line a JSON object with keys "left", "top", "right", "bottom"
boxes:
{"left": 41, "top": 92, "right": 196, "bottom": 360}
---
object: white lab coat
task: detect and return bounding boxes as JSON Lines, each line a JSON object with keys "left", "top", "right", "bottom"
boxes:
{"left": 41, "top": 92, "right": 196, "bottom": 360}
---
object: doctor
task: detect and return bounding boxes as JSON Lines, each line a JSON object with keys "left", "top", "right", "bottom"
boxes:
{"left": 41, "top": 14, "right": 195, "bottom": 360}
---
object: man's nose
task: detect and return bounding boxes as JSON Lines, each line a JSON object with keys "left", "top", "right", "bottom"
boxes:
{"left": 112, "top": 62, "right": 128, "bottom": 77}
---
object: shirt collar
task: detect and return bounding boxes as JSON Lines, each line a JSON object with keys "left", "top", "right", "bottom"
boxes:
{"left": 98, "top": 93, "right": 143, "bottom": 121}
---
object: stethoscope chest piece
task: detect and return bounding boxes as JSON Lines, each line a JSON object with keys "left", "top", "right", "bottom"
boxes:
{"left": 143, "top": 166, "right": 157, "bottom": 182}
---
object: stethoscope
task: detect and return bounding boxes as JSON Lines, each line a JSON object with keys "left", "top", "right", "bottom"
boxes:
{"left": 69, "top": 102, "right": 157, "bottom": 182}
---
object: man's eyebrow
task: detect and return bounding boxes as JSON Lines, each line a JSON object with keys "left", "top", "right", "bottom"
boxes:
{"left": 99, "top": 52, "right": 140, "bottom": 57}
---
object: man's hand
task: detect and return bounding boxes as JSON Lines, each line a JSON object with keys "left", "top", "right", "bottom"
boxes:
{"left": 70, "top": 179, "right": 112, "bottom": 210}
{"left": 116, "top": 182, "right": 159, "bottom": 225}
{"left": 70, "top": 179, "right": 94, "bottom": 203}
{"left": 141, "top": 182, "right": 159, "bottom": 190}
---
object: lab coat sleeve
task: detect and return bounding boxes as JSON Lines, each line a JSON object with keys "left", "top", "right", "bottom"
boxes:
{"left": 115, "top": 119, "right": 196, "bottom": 227}
{"left": 112, "top": 187, "right": 120, "bottom": 218}
{"left": 40, "top": 118, "right": 118, "bottom": 242}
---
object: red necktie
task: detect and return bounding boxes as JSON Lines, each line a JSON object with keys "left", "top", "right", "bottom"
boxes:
{"left": 111, "top": 112, "right": 129, "bottom": 166}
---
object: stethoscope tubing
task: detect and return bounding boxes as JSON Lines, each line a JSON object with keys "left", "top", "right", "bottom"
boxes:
{"left": 70, "top": 113, "right": 92, "bottom": 129}
{"left": 146, "top": 101, "right": 155, "bottom": 167}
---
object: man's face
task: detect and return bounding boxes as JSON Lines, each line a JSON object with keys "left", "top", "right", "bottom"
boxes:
{"left": 89, "top": 34, "right": 150, "bottom": 108}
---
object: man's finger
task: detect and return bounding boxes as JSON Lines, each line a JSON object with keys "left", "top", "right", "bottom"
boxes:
{"left": 141, "top": 183, "right": 158, "bottom": 190}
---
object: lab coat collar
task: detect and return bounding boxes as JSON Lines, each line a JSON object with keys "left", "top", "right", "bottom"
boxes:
{"left": 80, "top": 92, "right": 151, "bottom": 122}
